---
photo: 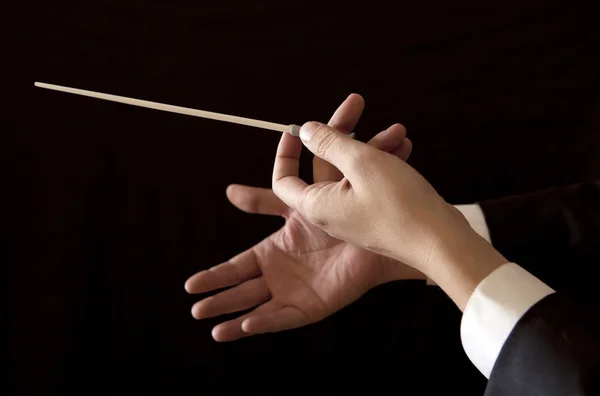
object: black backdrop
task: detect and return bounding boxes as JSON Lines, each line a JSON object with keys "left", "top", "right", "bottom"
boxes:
{"left": 4, "top": 1, "right": 600, "bottom": 395}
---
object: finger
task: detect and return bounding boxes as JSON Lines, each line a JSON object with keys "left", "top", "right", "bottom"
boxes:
{"left": 192, "top": 277, "right": 270, "bottom": 319}
{"left": 211, "top": 301, "right": 278, "bottom": 342}
{"left": 391, "top": 137, "right": 413, "bottom": 162}
{"left": 226, "top": 184, "right": 288, "bottom": 217}
{"left": 314, "top": 94, "right": 365, "bottom": 182}
{"left": 272, "top": 132, "right": 310, "bottom": 209}
{"left": 185, "top": 248, "right": 260, "bottom": 294}
{"left": 298, "top": 122, "right": 368, "bottom": 177}
{"left": 366, "top": 123, "right": 407, "bottom": 154}
{"left": 327, "top": 93, "right": 365, "bottom": 134}
{"left": 241, "top": 306, "right": 308, "bottom": 334}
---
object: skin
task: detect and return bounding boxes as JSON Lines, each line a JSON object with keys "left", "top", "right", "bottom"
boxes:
{"left": 185, "top": 94, "right": 423, "bottom": 342}
{"left": 272, "top": 121, "right": 509, "bottom": 312}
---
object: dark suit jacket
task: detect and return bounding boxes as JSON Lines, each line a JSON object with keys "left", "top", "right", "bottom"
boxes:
{"left": 6, "top": 2, "right": 599, "bottom": 395}
{"left": 477, "top": 179, "right": 600, "bottom": 395}
{"left": 480, "top": 179, "right": 600, "bottom": 300}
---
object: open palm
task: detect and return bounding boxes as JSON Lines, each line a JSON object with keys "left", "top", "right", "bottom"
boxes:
{"left": 185, "top": 95, "right": 423, "bottom": 341}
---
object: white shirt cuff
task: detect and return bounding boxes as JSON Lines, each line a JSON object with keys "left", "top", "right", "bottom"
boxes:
{"left": 460, "top": 263, "right": 555, "bottom": 378}
{"left": 455, "top": 204, "right": 491, "bottom": 243}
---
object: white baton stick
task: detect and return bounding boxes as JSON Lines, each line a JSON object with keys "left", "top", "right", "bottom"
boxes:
{"left": 34, "top": 82, "right": 305, "bottom": 137}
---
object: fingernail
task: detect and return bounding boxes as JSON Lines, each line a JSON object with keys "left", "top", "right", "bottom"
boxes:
{"left": 241, "top": 319, "right": 251, "bottom": 333}
{"left": 299, "top": 122, "right": 319, "bottom": 142}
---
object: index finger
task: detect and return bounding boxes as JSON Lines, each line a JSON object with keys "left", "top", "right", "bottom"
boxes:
{"left": 272, "top": 132, "right": 309, "bottom": 210}
{"left": 314, "top": 93, "right": 365, "bottom": 182}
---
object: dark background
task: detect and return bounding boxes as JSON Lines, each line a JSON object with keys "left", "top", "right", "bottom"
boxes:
{"left": 4, "top": 0, "right": 600, "bottom": 395}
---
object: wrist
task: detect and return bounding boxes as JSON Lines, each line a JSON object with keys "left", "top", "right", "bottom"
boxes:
{"left": 417, "top": 204, "right": 508, "bottom": 310}
{"left": 454, "top": 204, "right": 490, "bottom": 243}
{"left": 429, "top": 227, "right": 508, "bottom": 310}
{"left": 377, "top": 256, "right": 427, "bottom": 285}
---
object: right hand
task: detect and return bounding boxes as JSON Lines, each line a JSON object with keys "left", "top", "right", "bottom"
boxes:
{"left": 185, "top": 95, "right": 422, "bottom": 342}
{"left": 272, "top": 122, "right": 506, "bottom": 289}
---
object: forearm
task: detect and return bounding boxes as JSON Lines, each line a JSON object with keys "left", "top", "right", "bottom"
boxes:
{"left": 385, "top": 207, "right": 558, "bottom": 380}
{"left": 426, "top": 245, "right": 598, "bottom": 392}
{"left": 425, "top": 204, "right": 493, "bottom": 288}
{"left": 406, "top": 225, "right": 561, "bottom": 381}
{"left": 424, "top": 226, "right": 508, "bottom": 311}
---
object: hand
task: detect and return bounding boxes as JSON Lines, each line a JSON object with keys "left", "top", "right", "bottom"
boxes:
{"left": 272, "top": 122, "right": 508, "bottom": 310}
{"left": 185, "top": 94, "right": 423, "bottom": 342}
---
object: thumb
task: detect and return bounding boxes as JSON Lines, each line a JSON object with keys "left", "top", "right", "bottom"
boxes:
{"left": 299, "top": 122, "right": 367, "bottom": 176}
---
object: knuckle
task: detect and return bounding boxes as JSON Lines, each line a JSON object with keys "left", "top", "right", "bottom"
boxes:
{"left": 313, "top": 126, "right": 340, "bottom": 157}
{"left": 311, "top": 213, "right": 329, "bottom": 229}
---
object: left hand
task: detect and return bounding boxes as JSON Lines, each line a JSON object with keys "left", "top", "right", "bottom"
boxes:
{"left": 185, "top": 94, "right": 422, "bottom": 342}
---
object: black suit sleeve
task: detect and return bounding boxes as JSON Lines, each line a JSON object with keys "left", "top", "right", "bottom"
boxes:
{"left": 485, "top": 293, "right": 600, "bottom": 396}
{"left": 477, "top": 179, "right": 600, "bottom": 295}
{"left": 479, "top": 178, "right": 600, "bottom": 260}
